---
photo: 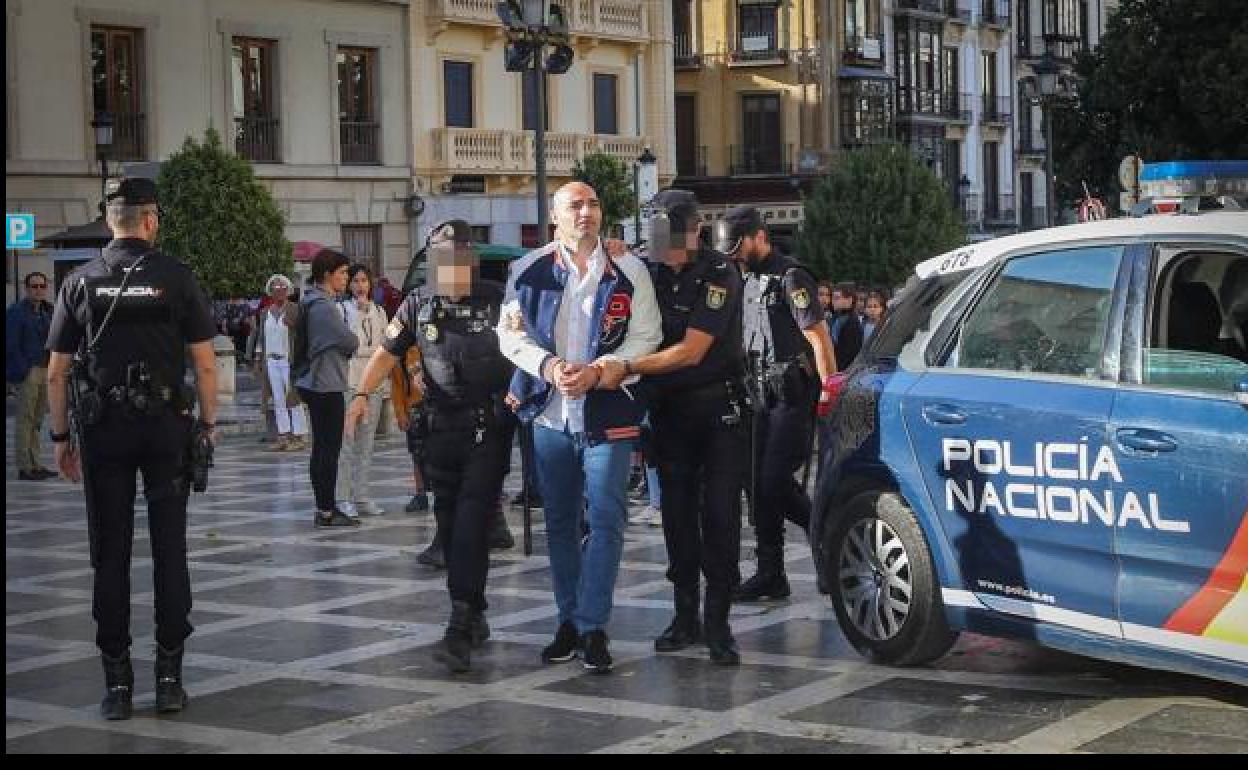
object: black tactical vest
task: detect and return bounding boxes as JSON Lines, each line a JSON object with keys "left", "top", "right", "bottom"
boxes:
{"left": 743, "top": 254, "right": 815, "bottom": 369}
{"left": 413, "top": 289, "right": 512, "bottom": 407}
{"left": 80, "top": 251, "right": 183, "bottom": 391}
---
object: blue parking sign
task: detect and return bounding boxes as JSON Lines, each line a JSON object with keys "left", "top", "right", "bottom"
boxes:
{"left": 6, "top": 213, "right": 35, "bottom": 249}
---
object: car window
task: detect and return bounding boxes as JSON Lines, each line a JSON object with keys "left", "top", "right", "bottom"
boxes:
{"left": 1145, "top": 251, "right": 1248, "bottom": 395}
{"left": 944, "top": 246, "right": 1124, "bottom": 378}
{"left": 869, "top": 272, "right": 968, "bottom": 360}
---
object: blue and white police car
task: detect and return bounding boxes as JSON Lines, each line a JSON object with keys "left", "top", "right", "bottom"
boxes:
{"left": 811, "top": 205, "right": 1248, "bottom": 685}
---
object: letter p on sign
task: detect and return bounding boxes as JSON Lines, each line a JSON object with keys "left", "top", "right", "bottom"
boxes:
{"left": 6, "top": 214, "right": 36, "bottom": 249}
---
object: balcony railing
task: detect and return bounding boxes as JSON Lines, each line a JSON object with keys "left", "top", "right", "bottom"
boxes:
{"left": 675, "top": 145, "right": 707, "bottom": 178}
{"left": 950, "top": 92, "right": 973, "bottom": 122}
{"left": 729, "top": 39, "right": 789, "bottom": 65}
{"left": 895, "top": 0, "right": 950, "bottom": 16}
{"left": 981, "top": 0, "right": 1010, "bottom": 27}
{"left": 897, "top": 86, "right": 957, "bottom": 117}
{"left": 425, "top": 0, "right": 647, "bottom": 40}
{"left": 728, "top": 143, "right": 792, "bottom": 175}
{"left": 1022, "top": 206, "right": 1048, "bottom": 230}
{"left": 340, "top": 120, "right": 380, "bottom": 165}
{"left": 97, "top": 111, "right": 146, "bottom": 161}
{"left": 843, "top": 35, "right": 885, "bottom": 64}
{"left": 235, "top": 115, "right": 280, "bottom": 162}
{"left": 982, "top": 94, "right": 1012, "bottom": 124}
{"left": 674, "top": 34, "right": 701, "bottom": 70}
{"left": 431, "top": 127, "right": 647, "bottom": 175}
{"left": 984, "top": 193, "right": 1016, "bottom": 222}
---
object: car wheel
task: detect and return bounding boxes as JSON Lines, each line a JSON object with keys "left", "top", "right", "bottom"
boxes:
{"left": 826, "top": 490, "right": 957, "bottom": 666}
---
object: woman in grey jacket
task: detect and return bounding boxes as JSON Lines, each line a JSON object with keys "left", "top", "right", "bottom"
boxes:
{"left": 295, "top": 249, "right": 360, "bottom": 527}
{"left": 336, "top": 264, "right": 391, "bottom": 517}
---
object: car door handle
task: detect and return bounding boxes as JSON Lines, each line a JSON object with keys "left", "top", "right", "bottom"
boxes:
{"left": 921, "top": 403, "right": 967, "bottom": 426}
{"left": 1116, "top": 428, "right": 1178, "bottom": 453}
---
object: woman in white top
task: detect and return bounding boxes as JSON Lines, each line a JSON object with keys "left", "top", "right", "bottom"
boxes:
{"left": 336, "top": 264, "right": 392, "bottom": 517}
{"left": 257, "top": 274, "right": 309, "bottom": 451}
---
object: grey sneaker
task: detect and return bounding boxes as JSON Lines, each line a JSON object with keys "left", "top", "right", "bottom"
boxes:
{"left": 355, "top": 501, "right": 384, "bottom": 516}
{"left": 336, "top": 500, "right": 359, "bottom": 519}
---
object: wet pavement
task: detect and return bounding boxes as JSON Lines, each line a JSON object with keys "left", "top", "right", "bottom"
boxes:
{"left": 6, "top": 416, "right": 1246, "bottom": 753}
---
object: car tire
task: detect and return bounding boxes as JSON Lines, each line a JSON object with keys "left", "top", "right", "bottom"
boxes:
{"left": 826, "top": 490, "right": 957, "bottom": 666}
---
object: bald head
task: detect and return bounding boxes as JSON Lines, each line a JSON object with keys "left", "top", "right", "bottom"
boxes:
{"left": 552, "top": 181, "right": 602, "bottom": 246}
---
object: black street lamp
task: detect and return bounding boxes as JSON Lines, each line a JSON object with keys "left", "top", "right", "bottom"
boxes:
{"left": 1022, "top": 49, "right": 1073, "bottom": 228}
{"left": 91, "top": 114, "right": 116, "bottom": 216}
{"left": 497, "top": 1, "right": 575, "bottom": 240}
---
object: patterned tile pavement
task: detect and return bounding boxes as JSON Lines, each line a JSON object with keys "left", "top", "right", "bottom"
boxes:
{"left": 6, "top": 416, "right": 1246, "bottom": 753}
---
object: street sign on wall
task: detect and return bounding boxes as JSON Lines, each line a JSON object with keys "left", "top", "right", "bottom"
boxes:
{"left": 6, "top": 213, "right": 35, "bottom": 249}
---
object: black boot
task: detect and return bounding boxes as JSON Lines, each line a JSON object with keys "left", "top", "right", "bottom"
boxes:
{"left": 155, "top": 645, "right": 189, "bottom": 713}
{"left": 654, "top": 587, "right": 703, "bottom": 652}
{"left": 487, "top": 505, "right": 515, "bottom": 551}
{"left": 734, "top": 545, "right": 791, "bottom": 601}
{"left": 469, "top": 608, "right": 491, "bottom": 649}
{"left": 433, "top": 601, "right": 474, "bottom": 673}
{"left": 100, "top": 651, "right": 134, "bottom": 720}
{"left": 420, "top": 508, "right": 449, "bottom": 568}
{"left": 704, "top": 589, "right": 740, "bottom": 666}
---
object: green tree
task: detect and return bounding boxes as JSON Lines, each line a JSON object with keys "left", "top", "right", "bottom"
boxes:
{"left": 1053, "top": 0, "right": 1248, "bottom": 211}
{"left": 571, "top": 152, "right": 637, "bottom": 235}
{"left": 156, "top": 128, "right": 292, "bottom": 298}
{"left": 798, "top": 143, "right": 964, "bottom": 288}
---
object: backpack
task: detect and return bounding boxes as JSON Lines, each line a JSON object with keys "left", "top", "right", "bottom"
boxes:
{"left": 288, "top": 301, "right": 311, "bottom": 380}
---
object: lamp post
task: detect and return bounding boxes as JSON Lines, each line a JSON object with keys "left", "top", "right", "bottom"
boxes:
{"left": 91, "top": 114, "right": 115, "bottom": 216}
{"left": 1029, "top": 50, "right": 1063, "bottom": 228}
{"left": 497, "top": 1, "right": 574, "bottom": 241}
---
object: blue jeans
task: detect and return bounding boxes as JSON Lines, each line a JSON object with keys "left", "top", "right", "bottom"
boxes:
{"left": 532, "top": 426, "right": 633, "bottom": 634}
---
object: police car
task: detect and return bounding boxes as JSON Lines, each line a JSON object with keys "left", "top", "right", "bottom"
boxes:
{"left": 811, "top": 207, "right": 1248, "bottom": 685}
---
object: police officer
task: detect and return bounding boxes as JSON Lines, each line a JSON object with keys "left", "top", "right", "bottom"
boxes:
{"left": 346, "top": 220, "right": 513, "bottom": 673}
{"left": 45, "top": 177, "right": 219, "bottom": 720}
{"left": 714, "top": 206, "right": 838, "bottom": 602}
{"left": 596, "top": 190, "right": 748, "bottom": 664}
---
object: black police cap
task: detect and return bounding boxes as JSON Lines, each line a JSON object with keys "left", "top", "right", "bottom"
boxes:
{"left": 713, "top": 206, "right": 765, "bottom": 255}
{"left": 651, "top": 189, "right": 700, "bottom": 230}
{"left": 104, "top": 177, "right": 158, "bottom": 206}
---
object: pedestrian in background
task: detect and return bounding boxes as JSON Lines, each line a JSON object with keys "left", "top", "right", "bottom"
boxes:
{"left": 7, "top": 272, "right": 55, "bottom": 480}
{"left": 862, "top": 288, "right": 889, "bottom": 345}
{"left": 336, "top": 264, "right": 390, "bottom": 518}
{"left": 389, "top": 346, "right": 430, "bottom": 514}
{"left": 252, "top": 274, "right": 308, "bottom": 451}
{"left": 295, "top": 249, "right": 359, "bottom": 527}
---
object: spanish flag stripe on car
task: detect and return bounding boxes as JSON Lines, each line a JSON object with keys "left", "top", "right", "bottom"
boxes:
{"left": 1164, "top": 512, "right": 1248, "bottom": 642}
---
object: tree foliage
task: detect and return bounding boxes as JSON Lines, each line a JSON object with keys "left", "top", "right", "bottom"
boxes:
{"left": 156, "top": 128, "right": 292, "bottom": 298}
{"left": 797, "top": 143, "right": 964, "bottom": 288}
{"left": 572, "top": 152, "right": 637, "bottom": 234}
{"left": 1054, "top": 0, "right": 1248, "bottom": 210}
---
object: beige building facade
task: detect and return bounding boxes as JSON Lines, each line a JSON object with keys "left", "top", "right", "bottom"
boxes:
{"left": 411, "top": 1, "right": 672, "bottom": 247}
{"left": 5, "top": 0, "right": 413, "bottom": 301}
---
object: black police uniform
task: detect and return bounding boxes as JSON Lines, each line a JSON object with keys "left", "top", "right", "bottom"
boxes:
{"left": 381, "top": 281, "right": 514, "bottom": 661}
{"left": 647, "top": 245, "right": 748, "bottom": 659}
{"left": 739, "top": 247, "right": 825, "bottom": 599}
{"left": 46, "top": 181, "right": 216, "bottom": 715}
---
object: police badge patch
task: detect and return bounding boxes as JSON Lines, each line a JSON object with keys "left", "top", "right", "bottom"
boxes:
{"left": 424, "top": 324, "right": 439, "bottom": 342}
{"left": 790, "top": 288, "right": 811, "bottom": 309}
{"left": 706, "top": 285, "right": 727, "bottom": 310}
{"left": 385, "top": 319, "right": 403, "bottom": 339}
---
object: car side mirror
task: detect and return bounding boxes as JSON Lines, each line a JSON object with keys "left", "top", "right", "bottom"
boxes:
{"left": 1237, "top": 376, "right": 1248, "bottom": 407}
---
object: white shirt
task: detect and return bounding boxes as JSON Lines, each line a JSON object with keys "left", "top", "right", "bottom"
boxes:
{"left": 264, "top": 306, "right": 290, "bottom": 358}
{"left": 537, "top": 242, "right": 606, "bottom": 434}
